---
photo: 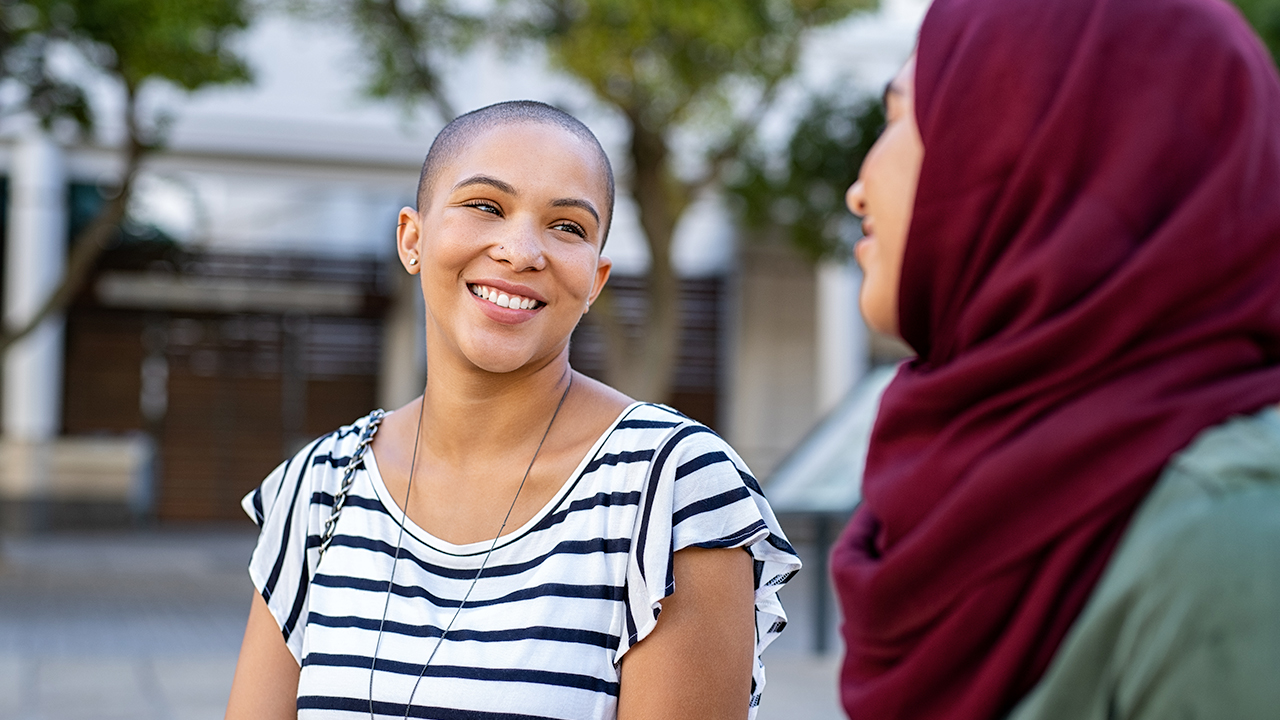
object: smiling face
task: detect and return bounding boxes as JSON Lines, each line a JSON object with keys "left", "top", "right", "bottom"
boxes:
{"left": 846, "top": 55, "right": 924, "bottom": 337}
{"left": 397, "top": 121, "right": 614, "bottom": 375}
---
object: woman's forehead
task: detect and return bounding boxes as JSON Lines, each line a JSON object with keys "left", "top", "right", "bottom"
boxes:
{"left": 437, "top": 123, "right": 610, "bottom": 200}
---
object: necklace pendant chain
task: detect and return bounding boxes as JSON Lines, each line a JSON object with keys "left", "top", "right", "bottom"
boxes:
{"left": 368, "top": 372, "right": 575, "bottom": 720}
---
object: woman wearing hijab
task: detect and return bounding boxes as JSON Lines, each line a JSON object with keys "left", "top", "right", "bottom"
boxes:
{"left": 835, "top": 0, "right": 1280, "bottom": 718}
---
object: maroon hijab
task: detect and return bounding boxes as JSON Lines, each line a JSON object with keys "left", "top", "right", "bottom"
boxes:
{"left": 833, "top": 0, "right": 1280, "bottom": 718}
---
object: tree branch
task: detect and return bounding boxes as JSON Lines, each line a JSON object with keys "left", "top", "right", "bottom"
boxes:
{"left": 0, "top": 84, "right": 150, "bottom": 354}
{"left": 360, "top": 0, "right": 458, "bottom": 119}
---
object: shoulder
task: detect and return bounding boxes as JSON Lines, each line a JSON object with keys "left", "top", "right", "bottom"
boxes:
{"left": 599, "top": 404, "right": 741, "bottom": 466}
{"left": 246, "top": 410, "right": 385, "bottom": 523}
{"left": 628, "top": 404, "right": 754, "bottom": 480}
{"left": 614, "top": 403, "right": 721, "bottom": 445}
{"left": 281, "top": 411, "right": 384, "bottom": 484}
{"left": 307, "top": 410, "right": 386, "bottom": 470}
{"left": 614, "top": 404, "right": 766, "bottom": 521}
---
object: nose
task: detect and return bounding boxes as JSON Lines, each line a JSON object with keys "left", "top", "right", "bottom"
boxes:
{"left": 846, "top": 180, "right": 867, "bottom": 218}
{"left": 491, "top": 220, "right": 547, "bottom": 272}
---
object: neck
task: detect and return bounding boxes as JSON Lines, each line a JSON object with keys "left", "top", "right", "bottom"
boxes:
{"left": 419, "top": 348, "right": 573, "bottom": 462}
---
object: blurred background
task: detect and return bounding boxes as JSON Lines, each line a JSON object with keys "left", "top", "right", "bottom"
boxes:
{"left": 1, "top": 0, "right": 1276, "bottom": 717}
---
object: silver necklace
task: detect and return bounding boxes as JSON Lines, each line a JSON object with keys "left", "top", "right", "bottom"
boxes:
{"left": 369, "top": 372, "right": 575, "bottom": 720}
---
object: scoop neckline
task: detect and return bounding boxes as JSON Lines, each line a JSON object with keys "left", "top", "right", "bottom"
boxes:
{"left": 363, "top": 401, "right": 646, "bottom": 557}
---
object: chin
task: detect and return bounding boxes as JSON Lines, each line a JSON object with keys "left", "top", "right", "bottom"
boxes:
{"left": 461, "top": 335, "right": 563, "bottom": 375}
{"left": 859, "top": 291, "right": 897, "bottom": 338}
{"left": 465, "top": 350, "right": 536, "bottom": 375}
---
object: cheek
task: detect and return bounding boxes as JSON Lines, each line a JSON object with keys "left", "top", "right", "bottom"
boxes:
{"left": 559, "top": 249, "right": 603, "bottom": 297}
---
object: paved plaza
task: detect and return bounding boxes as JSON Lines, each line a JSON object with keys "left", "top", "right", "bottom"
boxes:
{"left": 0, "top": 526, "right": 844, "bottom": 720}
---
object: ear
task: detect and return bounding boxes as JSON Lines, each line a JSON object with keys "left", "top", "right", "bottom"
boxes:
{"left": 586, "top": 255, "right": 613, "bottom": 310}
{"left": 397, "top": 207, "right": 422, "bottom": 274}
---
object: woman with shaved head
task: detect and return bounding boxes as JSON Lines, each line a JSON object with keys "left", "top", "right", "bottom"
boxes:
{"left": 225, "top": 101, "right": 799, "bottom": 720}
{"left": 835, "top": 0, "right": 1280, "bottom": 718}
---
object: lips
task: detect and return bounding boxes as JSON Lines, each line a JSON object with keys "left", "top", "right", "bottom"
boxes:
{"left": 468, "top": 283, "right": 545, "bottom": 310}
{"left": 854, "top": 236, "right": 875, "bottom": 269}
{"left": 854, "top": 220, "right": 876, "bottom": 268}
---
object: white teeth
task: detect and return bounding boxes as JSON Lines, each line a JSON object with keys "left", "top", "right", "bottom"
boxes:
{"left": 470, "top": 284, "right": 538, "bottom": 310}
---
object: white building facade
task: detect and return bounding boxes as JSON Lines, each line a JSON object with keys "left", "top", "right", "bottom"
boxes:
{"left": 0, "top": 0, "right": 926, "bottom": 526}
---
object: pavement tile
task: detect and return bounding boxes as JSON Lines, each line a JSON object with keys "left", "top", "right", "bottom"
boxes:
{"left": 167, "top": 704, "right": 230, "bottom": 720}
{"left": 32, "top": 657, "right": 156, "bottom": 720}
{"left": 0, "top": 653, "right": 29, "bottom": 718}
{"left": 757, "top": 650, "right": 844, "bottom": 720}
{"left": 151, "top": 657, "right": 238, "bottom": 711}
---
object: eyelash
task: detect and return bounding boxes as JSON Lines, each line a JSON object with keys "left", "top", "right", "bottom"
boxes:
{"left": 554, "top": 221, "right": 586, "bottom": 238}
{"left": 464, "top": 200, "right": 502, "bottom": 216}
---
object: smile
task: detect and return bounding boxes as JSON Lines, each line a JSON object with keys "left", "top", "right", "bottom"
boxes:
{"left": 469, "top": 284, "right": 544, "bottom": 310}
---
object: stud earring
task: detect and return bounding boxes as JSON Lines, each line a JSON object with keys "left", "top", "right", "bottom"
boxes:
{"left": 408, "top": 257, "right": 418, "bottom": 266}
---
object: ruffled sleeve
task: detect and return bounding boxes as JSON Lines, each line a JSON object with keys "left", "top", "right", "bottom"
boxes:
{"left": 619, "top": 419, "right": 802, "bottom": 713}
{"left": 241, "top": 432, "right": 334, "bottom": 664}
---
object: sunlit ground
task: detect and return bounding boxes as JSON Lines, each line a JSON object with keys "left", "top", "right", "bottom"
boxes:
{"left": 0, "top": 527, "right": 843, "bottom": 720}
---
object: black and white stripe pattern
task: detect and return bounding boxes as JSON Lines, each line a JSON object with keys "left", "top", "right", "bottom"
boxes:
{"left": 244, "top": 403, "right": 801, "bottom": 719}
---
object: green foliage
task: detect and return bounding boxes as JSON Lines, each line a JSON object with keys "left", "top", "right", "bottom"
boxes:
{"left": 346, "top": 0, "right": 477, "bottom": 117}
{"left": 717, "top": 0, "right": 1280, "bottom": 266}
{"left": 523, "top": 0, "right": 873, "bottom": 130}
{"left": 0, "top": 0, "right": 252, "bottom": 351}
{"left": 726, "top": 93, "right": 882, "bottom": 261}
{"left": 1232, "top": 0, "right": 1280, "bottom": 65}
{"left": 44, "top": 0, "right": 252, "bottom": 91}
{"left": 0, "top": 0, "right": 251, "bottom": 133}
{"left": 2, "top": 1, "right": 93, "bottom": 128}
{"left": 340, "top": 0, "right": 875, "bottom": 141}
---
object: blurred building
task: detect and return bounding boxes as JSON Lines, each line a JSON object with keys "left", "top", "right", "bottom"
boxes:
{"left": 0, "top": 0, "right": 925, "bottom": 528}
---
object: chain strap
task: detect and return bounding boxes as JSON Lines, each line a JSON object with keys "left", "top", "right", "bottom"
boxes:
{"left": 319, "top": 409, "right": 386, "bottom": 559}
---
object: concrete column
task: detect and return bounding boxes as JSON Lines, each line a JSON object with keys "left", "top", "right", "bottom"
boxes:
{"left": 815, "top": 259, "right": 868, "bottom": 416}
{"left": 4, "top": 131, "right": 67, "bottom": 442}
{"left": 724, "top": 243, "right": 818, "bottom": 478}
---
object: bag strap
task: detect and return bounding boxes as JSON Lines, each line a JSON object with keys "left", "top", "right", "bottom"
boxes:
{"left": 319, "top": 409, "right": 386, "bottom": 559}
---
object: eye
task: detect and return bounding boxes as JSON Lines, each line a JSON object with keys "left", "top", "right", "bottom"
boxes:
{"left": 464, "top": 200, "right": 503, "bottom": 216}
{"left": 552, "top": 221, "right": 586, "bottom": 238}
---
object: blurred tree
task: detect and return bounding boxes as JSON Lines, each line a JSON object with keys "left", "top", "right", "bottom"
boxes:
{"left": 341, "top": 0, "right": 875, "bottom": 404}
{"left": 0, "top": 0, "right": 251, "bottom": 351}
{"left": 1232, "top": 0, "right": 1280, "bottom": 64}
{"left": 726, "top": 93, "right": 882, "bottom": 261}
{"left": 724, "top": 0, "right": 1280, "bottom": 269}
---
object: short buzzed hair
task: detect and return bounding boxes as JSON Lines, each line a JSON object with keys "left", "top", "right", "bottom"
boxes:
{"left": 417, "top": 100, "right": 616, "bottom": 243}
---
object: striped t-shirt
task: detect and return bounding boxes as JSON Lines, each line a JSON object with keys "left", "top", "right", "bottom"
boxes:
{"left": 243, "top": 402, "right": 801, "bottom": 719}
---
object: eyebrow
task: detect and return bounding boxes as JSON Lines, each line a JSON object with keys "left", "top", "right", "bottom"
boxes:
{"left": 452, "top": 174, "right": 517, "bottom": 195}
{"left": 551, "top": 197, "right": 600, "bottom": 224}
